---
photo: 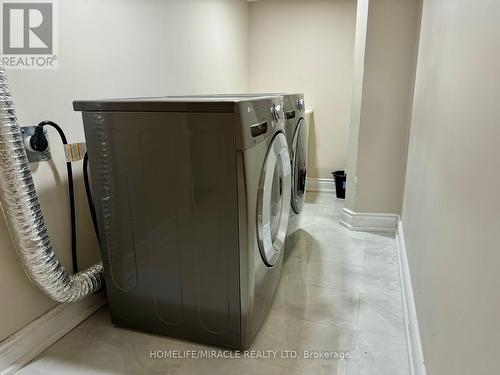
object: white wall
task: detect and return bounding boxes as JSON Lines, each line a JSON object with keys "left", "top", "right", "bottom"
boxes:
{"left": 345, "top": 0, "right": 369, "bottom": 209}
{"left": 345, "top": 0, "right": 420, "bottom": 214}
{"left": 0, "top": 0, "right": 249, "bottom": 342}
{"left": 248, "top": 0, "right": 357, "bottom": 179}
{"left": 402, "top": 1, "right": 500, "bottom": 374}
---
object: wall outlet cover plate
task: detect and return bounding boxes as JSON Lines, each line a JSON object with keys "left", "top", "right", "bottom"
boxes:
{"left": 21, "top": 126, "right": 52, "bottom": 163}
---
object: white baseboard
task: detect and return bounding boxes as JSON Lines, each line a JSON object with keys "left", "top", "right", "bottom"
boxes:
{"left": 306, "top": 178, "right": 335, "bottom": 193}
{"left": 0, "top": 293, "right": 106, "bottom": 375}
{"left": 340, "top": 208, "right": 398, "bottom": 232}
{"left": 396, "top": 221, "right": 427, "bottom": 375}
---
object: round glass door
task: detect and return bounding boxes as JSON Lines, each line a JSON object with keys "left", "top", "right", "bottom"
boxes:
{"left": 257, "top": 132, "right": 292, "bottom": 267}
{"left": 291, "top": 118, "right": 307, "bottom": 214}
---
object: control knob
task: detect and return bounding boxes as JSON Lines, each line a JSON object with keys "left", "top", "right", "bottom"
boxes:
{"left": 297, "top": 98, "right": 305, "bottom": 111}
{"left": 271, "top": 104, "right": 282, "bottom": 122}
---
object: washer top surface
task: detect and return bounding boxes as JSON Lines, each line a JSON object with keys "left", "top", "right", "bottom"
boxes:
{"left": 208, "top": 93, "right": 304, "bottom": 113}
{"left": 73, "top": 95, "right": 282, "bottom": 112}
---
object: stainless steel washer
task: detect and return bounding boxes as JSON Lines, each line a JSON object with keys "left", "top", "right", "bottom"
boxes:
{"left": 74, "top": 95, "right": 290, "bottom": 349}
{"left": 282, "top": 94, "right": 308, "bottom": 246}
{"left": 188, "top": 93, "right": 308, "bottom": 244}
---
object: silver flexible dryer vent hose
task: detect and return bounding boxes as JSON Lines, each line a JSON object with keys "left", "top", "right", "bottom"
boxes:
{"left": 0, "top": 67, "right": 103, "bottom": 303}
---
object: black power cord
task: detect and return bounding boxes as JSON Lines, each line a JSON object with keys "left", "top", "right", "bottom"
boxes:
{"left": 83, "top": 152, "right": 99, "bottom": 243}
{"left": 31, "top": 120, "right": 78, "bottom": 274}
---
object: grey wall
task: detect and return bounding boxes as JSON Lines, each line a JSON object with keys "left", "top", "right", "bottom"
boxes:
{"left": 346, "top": 0, "right": 420, "bottom": 214}
{"left": 402, "top": 1, "right": 500, "bottom": 374}
{"left": 0, "top": 0, "right": 249, "bottom": 342}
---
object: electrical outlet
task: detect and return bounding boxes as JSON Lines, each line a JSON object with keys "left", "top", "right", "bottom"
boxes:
{"left": 21, "top": 126, "right": 52, "bottom": 163}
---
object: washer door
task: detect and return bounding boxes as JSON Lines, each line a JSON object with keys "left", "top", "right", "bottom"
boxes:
{"left": 291, "top": 118, "right": 307, "bottom": 214}
{"left": 257, "top": 132, "right": 292, "bottom": 267}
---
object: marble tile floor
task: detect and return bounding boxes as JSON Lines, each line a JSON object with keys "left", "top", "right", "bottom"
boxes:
{"left": 18, "top": 192, "right": 410, "bottom": 375}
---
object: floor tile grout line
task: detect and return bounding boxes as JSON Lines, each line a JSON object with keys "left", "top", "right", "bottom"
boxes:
{"left": 355, "top": 289, "right": 361, "bottom": 331}
{"left": 283, "top": 274, "right": 402, "bottom": 296}
{"left": 270, "top": 313, "right": 359, "bottom": 332}
{"left": 281, "top": 278, "right": 363, "bottom": 297}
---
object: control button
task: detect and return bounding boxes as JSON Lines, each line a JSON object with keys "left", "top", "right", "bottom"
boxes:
{"left": 297, "top": 98, "right": 305, "bottom": 111}
{"left": 271, "top": 105, "right": 282, "bottom": 121}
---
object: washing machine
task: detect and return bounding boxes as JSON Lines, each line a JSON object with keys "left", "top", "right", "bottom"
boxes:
{"left": 281, "top": 94, "right": 308, "bottom": 248}
{"left": 74, "top": 95, "right": 290, "bottom": 349}
{"left": 190, "top": 93, "right": 308, "bottom": 245}
{"left": 205, "top": 94, "right": 308, "bottom": 248}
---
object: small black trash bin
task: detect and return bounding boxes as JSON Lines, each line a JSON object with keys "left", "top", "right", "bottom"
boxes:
{"left": 332, "top": 170, "right": 346, "bottom": 199}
